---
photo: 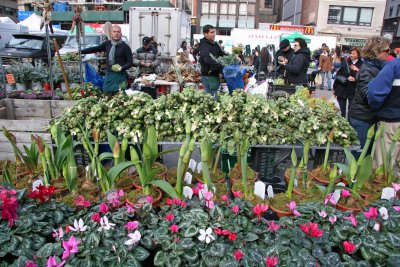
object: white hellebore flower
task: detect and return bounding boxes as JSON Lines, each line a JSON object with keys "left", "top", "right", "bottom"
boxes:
{"left": 125, "top": 230, "right": 141, "bottom": 246}
{"left": 198, "top": 228, "right": 215, "bottom": 244}
{"left": 97, "top": 216, "right": 115, "bottom": 232}
{"left": 70, "top": 218, "right": 87, "bottom": 233}
{"left": 379, "top": 207, "right": 389, "bottom": 220}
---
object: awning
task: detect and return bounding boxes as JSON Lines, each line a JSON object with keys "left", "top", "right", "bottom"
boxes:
{"left": 280, "top": 32, "right": 311, "bottom": 43}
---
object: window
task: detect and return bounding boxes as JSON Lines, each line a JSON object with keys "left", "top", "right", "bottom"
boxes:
{"left": 390, "top": 6, "right": 394, "bottom": 17}
{"left": 228, "top": 4, "right": 236, "bottom": 15}
{"left": 202, "top": 2, "right": 209, "bottom": 14}
{"left": 396, "top": 5, "right": 400, "bottom": 16}
{"left": 210, "top": 3, "right": 218, "bottom": 14}
{"left": 328, "top": 6, "right": 373, "bottom": 26}
{"left": 239, "top": 3, "right": 247, "bottom": 15}
{"left": 265, "top": 0, "right": 273, "bottom": 8}
{"left": 220, "top": 3, "right": 228, "bottom": 15}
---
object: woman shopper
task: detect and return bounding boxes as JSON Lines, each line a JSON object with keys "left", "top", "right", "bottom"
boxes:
{"left": 254, "top": 47, "right": 271, "bottom": 79}
{"left": 331, "top": 46, "right": 342, "bottom": 78}
{"left": 318, "top": 46, "right": 333, "bottom": 90}
{"left": 348, "top": 36, "right": 391, "bottom": 148}
{"left": 333, "top": 47, "right": 363, "bottom": 118}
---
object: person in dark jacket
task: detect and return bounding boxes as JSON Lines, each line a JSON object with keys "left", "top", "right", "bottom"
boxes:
{"left": 368, "top": 58, "right": 400, "bottom": 170}
{"left": 254, "top": 47, "right": 271, "bottom": 79}
{"left": 81, "top": 25, "right": 133, "bottom": 93}
{"left": 133, "top": 36, "right": 161, "bottom": 75}
{"left": 333, "top": 47, "right": 363, "bottom": 118}
{"left": 348, "top": 36, "right": 391, "bottom": 148}
{"left": 274, "top": 39, "right": 294, "bottom": 77}
{"left": 279, "top": 38, "right": 310, "bottom": 85}
{"left": 199, "top": 25, "right": 225, "bottom": 96}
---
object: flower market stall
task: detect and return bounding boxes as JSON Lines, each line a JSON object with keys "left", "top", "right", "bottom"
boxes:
{"left": 0, "top": 88, "right": 399, "bottom": 267}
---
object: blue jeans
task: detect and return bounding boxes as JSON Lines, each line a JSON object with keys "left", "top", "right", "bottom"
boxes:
{"left": 320, "top": 71, "right": 332, "bottom": 90}
{"left": 349, "top": 117, "right": 373, "bottom": 149}
{"left": 201, "top": 76, "right": 220, "bottom": 97}
{"left": 337, "top": 96, "right": 354, "bottom": 118}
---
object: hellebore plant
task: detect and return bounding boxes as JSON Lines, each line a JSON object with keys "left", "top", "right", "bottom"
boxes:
{"left": 286, "top": 148, "right": 297, "bottom": 199}
{"left": 298, "top": 139, "right": 311, "bottom": 188}
{"left": 322, "top": 130, "right": 335, "bottom": 171}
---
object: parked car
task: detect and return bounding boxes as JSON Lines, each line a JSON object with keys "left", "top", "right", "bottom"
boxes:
{"left": 0, "top": 34, "right": 67, "bottom": 65}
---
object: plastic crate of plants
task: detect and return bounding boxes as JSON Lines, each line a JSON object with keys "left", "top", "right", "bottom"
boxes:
{"left": 250, "top": 147, "right": 277, "bottom": 182}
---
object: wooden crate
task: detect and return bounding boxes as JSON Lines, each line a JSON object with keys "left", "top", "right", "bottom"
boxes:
{"left": 0, "top": 99, "right": 76, "bottom": 160}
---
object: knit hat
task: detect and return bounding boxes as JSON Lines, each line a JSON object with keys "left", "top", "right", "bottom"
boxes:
{"left": 279, "top": 39, "right": 290, "bottom": 49}
{"left": 142, "top": 36, "right": 151, "bottom": 44}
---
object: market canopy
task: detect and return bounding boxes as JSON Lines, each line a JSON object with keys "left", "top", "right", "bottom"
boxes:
{"left": 280, "top": 32, "right": 311, "bottom": 43}
{"left": 18, "top": 14, "right": 68, "bottom": 34}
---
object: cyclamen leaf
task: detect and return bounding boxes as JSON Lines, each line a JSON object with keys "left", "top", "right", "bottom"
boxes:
{"left": 133, "top": 246, "right": 150, "bottom": 261}
{"left": 154, "top": 251, "right": 166, "bottom": 266}
{"left": 36, "top": 243, "right": 54, "bottom": 258}
{"left": 184, "top": 225, "right": 198, "bottom": 238}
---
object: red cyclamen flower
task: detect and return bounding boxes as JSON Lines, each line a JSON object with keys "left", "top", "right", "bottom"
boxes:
{"left": 253, "top": 204, "right": 269, "bottom": 221}
{"left": 99, "top": 203, "right": 109, "bottom": 214}
{"left": 343, "top": 240, "right": 356, "bottom": 254}
{"left": 166, "top": 199, "right": 173, "bottom": 205}
{"left": 233, "top": 250, "right": 244, "bottom": 261}
{"left": 166, "top": 213, "right": 174, "bottom": 221}
{"left": 265, "top": 256, "right": 278, "bottom": 267}
{"left": 364, "top": 207, "right": 378, "bottom": 219}
{"left": 74, "top": 195, "right": 91, "bottom": 207}
{"left": 91, "top": 213, "right": 100, "bottom": 223}
{"left": 170, "top": 224, "right": 179, "bottom": 233}
{"left": 232, "top": 205, "right": 240, "bottom": 213}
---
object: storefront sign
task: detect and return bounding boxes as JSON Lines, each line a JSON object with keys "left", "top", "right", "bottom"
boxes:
{"left": 342, "top": 38, "right": 367, "bottom": 47}
{"left": 269, "top": 24, "right": 314, "bottom": 35}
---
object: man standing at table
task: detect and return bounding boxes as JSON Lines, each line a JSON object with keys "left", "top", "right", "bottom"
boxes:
{"left": 81, "top": 25, "right": 133, "bottom": 93}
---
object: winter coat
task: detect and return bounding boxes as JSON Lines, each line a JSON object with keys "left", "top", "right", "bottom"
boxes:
{"left": 254, "top": 54, "right": 271, "bottom": 75}
{"left": 274, "top": 48, "right": 295, "bottom": 76}
{"left": 334, "top": 58, "right": 363, "bottom": 99}
{"left": 284, "top": 47, "right": 311, "bottom": 85}
{"left": 81, "top": 40, "right": 133, "bottom": 72}
{"left": 368, "top": 58, "right": 400, "bottom": 122}
{"left": 349, "top": 59, "right": 385, "bottom": 124}
{"left": 133, "top": 46, "right": 161, "bottom": 75}
{"left": 319, "top": 53, "right": 333, "bottom": 72}
{"left": 199, "top": 37, "right": 225, "bottom": 77}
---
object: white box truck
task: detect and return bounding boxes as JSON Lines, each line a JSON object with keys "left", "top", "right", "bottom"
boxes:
{"left": 0, "top": 23, "right": 29, "bottom": 49}
{"left": 129, "top": 7, "right": 191, "bottom": 56}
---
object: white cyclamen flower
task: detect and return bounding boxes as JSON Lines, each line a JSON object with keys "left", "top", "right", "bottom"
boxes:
{"left": 198, "top": 228, "right": 215, "bottom": 244}
{"left": 125, "top": 230, "right": 141, "bottom": 246}
{"left": 98, "top": 216, "right": 115, "bottom": 232}
{"left": 379, "top": 207, "right": 389, "bottom": 220}
{"left": 373, "top": 223, "right": 380, "bottom": 232}
{"left": 70, "top": 218, "right": 87, "bottom": 233}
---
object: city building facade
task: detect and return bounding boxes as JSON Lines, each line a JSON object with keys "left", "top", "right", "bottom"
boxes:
{"left": 1, "top": 0, "right": 18, "bottom": 22}
{"left": 382, "top": 0, "right": 400, "bottom": 48}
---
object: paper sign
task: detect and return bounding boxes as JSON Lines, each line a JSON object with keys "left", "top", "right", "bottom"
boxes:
{"left": 183, "top": 186, "right": 193, "bottom": 199}
{"left": 254, "top": 181, "right": 266, "bottom": 200}
{"left": 196, "top": 162, "right": 202, "bottom": 174}
{"left": 189, "top": 159, "right": 197, "bottom": 172}
{"left": 332, "top": 182, "right": 345, "bottom": 204}
{"left": 32, "top": 179, "right": 44, "bottom": 191}
{"left": 184, "top": 172, "right": 192, "bottom": 185}
{"left": 6, "top": 74, "right": 15, "bottom": 84}
{"left": 267, "top": 185, "right": 274, "bottom": 198}
{"left": 381, "top": 187, "right": 395, "bottom": 200}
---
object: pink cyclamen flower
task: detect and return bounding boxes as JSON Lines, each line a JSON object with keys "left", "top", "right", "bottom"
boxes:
{"left": 324, "top": 193, "right": 337, "bottom": 205}
{"left": 25, "top": 261, "right": 38, "bottom": 267}
{"left": 74, "top": 195, "right": 91, "bottom": 207}
{"left": 204, "top": 191, "right": 213, "bottom": 201}
{"left": 232, "top": 205, "right": 240, "bottom": 213}
{"left": 343, "top": 241, "right": 356, "bottom": 254}
{"left": 266, "top": 221, "right": 280, "bottom": 232}
{"left": 170, "top": 224, "right": 179, "bottom": 233}
{"left": 265, "top": 256, "right": 278, "bottom": 267}
{"left": 124, "top": 221, "right": 139, "bottom": 231}
{"left": 46, "top": 255, "right": 65, "bottom": 267}
{"left": 341, "top": 189, "right": 351, "bottom": 198}
{"left": 52, "top": 228, "right": 64, "bottom": 238}
{"left": 329, "top": 215, "right": 337, "bottom": 225}
{"left": 181, "top": 201, "right": 187, "bottom": 208}
{"left": 62, "top": 236, "right": 80, "bottom": 260}
{"left": 221, "top": 194, "right": 229, "bottom": 203}
{"left": 286, "top": 201, "right": 297, "bottom": 211}
{"left": 91, "top": 213, "right": 101, "bottom": 223}
{"left": 125, "top": 203, "right": 135, "bottom": 214}
{"left": 344, "top": 213, "right": 358, "bottom": 227}
{"left": 145, "top": 195, "right": 153, "bottom": 203}
{"left": 173, "top": 198, "right": 181, "bottom": 205}
{"left": 234, "top": 250, "right": 244, "bottom": 261}
{"left": 166, "top": 199, "right": 173, "bottom": 205}
{"left": 364, "top": 207, "right": 378, "bottom": 219}
{"left": 393, "top": 206, "right": 400, "bottom": 212}
{"left": 319, "top": 210, "right": 327, "bottom": 218}
{"left": 206, "top": 200, "right": 215, "bottom": 209}
{"left": 233, "top": 191, "right": 242, "bottom": 198}
{"left": 253, "top": 204, "right": 269, "bottom": 221}
{"left": 99, "top": 203, "right": 109, "bottom": 214}
{"left": 166, "top": 213, "right": 174, "bottom": 221}
{"left": 392, "top": 183, "right": 400, "bottom": 192}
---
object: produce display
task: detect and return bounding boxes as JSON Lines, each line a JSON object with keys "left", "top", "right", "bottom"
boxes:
{"left": 217, "top": 54, "right": 240, "bottom": 66}
{"left": 158, "top": 66, "right": 201, "bottom": 83}
{"left": 52, "top": 88, "right": 358, "bottom": 148}
{"left": 65, "top": 83, "right": 103, "bottom": 100}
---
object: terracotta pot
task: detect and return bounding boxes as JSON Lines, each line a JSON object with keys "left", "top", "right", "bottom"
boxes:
{"left": 311, "top": 173, "right": 330, "bottom": 186}
{"left": 269, "top": 204, "right": 293, "bottom": 218}
{"left": 196, "top": 174, "right": 225, "bottom": 185}
{"left": 229, "top": 166, "right": 257, "bottom": 183}
{"left": 125, "top": 187, "right": 162, "bottom": 208}
{"left": 336, "top": 197, "right": 367, "bottom": 213}
{"left": 284, "top": 171, "right": 307, "bottom": 196}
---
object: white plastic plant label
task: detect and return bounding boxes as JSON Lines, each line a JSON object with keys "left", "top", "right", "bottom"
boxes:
{"left": 32, "top": 179, "right": 44, "bottom": 191}
{"left": 183, "top": 186, "right": 193, "bottom": 199}
{"left": 267, "top": 185, "right": 274, "bottom": 199}
{"left": 189, "top": 159, "right": 197, "bottom": 172}
{"left": 184, "top": 172, "right": 193, "bottom": 185}
{"left": 381, "top": 187, "right": 395, "bottom": 200}
{"left": 294, "top": 178, "right": 298, "bottom": 188}
{"left": 196, "top": 162, "right": 203, "bottom": 174}
{"left": 254, "top": 181, "right": 266, "bottom": 200}
{"left": 332, "top": 182, "right": 345, "bottom": 204}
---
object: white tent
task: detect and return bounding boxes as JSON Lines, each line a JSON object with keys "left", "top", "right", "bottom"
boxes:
{"left": 18, "top": 14, "right": 68, "bottom": 35}
{"left": 0, "top": 17, "right": 15, "bottom": 24}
